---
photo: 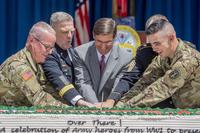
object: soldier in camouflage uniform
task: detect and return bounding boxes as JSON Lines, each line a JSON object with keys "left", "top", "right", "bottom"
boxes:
{"left": 0, "top": 22, "right": 69, "bottom": 107}
{"left": 99, "top": 14, "right": 196, "bottom": 109}
{"left": 116, "top": 19, "right": 200, "bottom": 109}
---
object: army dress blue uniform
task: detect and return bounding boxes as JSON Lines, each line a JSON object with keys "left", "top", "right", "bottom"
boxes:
{"left": 42, "top": 44, "right": 82, "bottom": 106}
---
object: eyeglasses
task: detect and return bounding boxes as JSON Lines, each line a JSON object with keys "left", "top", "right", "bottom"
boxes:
{"left": 95, "top": 40, "right": 113, "bottom": 46}
{"left": 32, "top": 35, "right": 54, "bottom": 51}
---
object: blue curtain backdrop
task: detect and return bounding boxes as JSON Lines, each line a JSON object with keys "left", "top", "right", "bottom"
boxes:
{"left": 135, "top": 0, "right": 200, "bottom": 50}
{"left": 1, "top": 0, "right": 199, "bottom": 63}
{"left": 0, "top": 0, "right": 112, "bottom": 63}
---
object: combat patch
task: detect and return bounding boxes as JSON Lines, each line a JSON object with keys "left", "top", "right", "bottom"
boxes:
{"left": 169, "top": 69, "right": 180, "bottom": 80}
{"left": 21, "top": 70, "right": 33, "bottom": 81}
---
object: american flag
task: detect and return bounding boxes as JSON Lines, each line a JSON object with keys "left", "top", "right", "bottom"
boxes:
{"left": 74, "top": 0, "right": 90, "bottom": 46}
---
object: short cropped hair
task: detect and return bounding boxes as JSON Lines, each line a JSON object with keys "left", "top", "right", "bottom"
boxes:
{"left": 50, "top": 12, "right": 73, "bottom": 28}
{"left": 145, "top": 14, "right": 168, "bottom": 31}
{"left": 29, "top": 21, "right": 55, "bottom": 40}
{"left": 145, "top": 19, "right": 168, "bottom": 35}
{"left": 93, "top": 18, "right": 117, "bottom": 37}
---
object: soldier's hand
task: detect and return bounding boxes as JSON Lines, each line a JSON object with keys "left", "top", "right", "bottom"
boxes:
{"left": 94, "top": 102, "right": 102, "bottom": 108}
{"left": 115, "top": 100, "right": 126, "bottom": 107}
{"left": 76, "top": 99, "right": 95, "bottom": 107}
{"left": 94, "top": 99, "right": 115, "bottom": 108}
{"left": 102, "top": 99, "right": 115, "bottom": 108}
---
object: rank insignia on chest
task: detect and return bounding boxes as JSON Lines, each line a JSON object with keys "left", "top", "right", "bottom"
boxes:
{"left": 62, "top": 64, "right": 70, "bottom": 73}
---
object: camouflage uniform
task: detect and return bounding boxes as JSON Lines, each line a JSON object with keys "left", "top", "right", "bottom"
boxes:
{"left": 117, "top": 39, "right": 200, "bottom": 108}
{"left": 0, "top": 48, "right": 68, "bottom": 107}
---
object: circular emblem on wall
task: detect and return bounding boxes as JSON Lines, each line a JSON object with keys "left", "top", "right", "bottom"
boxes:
{"left": 114, "top": 25, "right": 141, "bottom": 57}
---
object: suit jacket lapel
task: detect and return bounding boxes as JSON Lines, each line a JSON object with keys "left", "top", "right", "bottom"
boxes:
{"left": 88, "top": 44, "right": 101, "bottom": 93}
{"left": 98, "top": 45, "right": 119, "bottom": 94}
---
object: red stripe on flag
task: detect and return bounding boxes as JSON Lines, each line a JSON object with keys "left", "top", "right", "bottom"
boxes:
{"left": 84, "top": 0, "right": 90, "bottom": 34}
{"left": 75, "top": 28, "right": 81, "bottom": 46}
{"left": 78, "top": 5, "right": 84, "bottom": 28}
{"left": 74, "top": 0, "right": 90, "bottom": 46}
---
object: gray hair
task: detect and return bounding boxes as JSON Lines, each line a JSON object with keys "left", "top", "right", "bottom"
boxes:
{"left": 29, "top": 21, "right": 55, "bottom": 40}
{"left": 145, "top": 19, "right": 175, "bottom": 36}
{"left": 145, "top": 14, "right": 168, "bottom": 31}
{"left": 93, "top": 18, "right": 117, "bottom": 37}
{"left": 50, "top": 11, "right": 73, "bottom": 28}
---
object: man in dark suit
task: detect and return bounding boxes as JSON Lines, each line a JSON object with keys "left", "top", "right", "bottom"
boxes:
{"left": 74, "top": 18, "right": 133, "bottom": 104}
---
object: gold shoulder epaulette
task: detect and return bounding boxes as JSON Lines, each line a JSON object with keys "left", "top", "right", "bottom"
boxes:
{"left": 138, "top": 43, "right": 152, "bottom": 51}
{"left": 127, "top": 59, "right": 136, "bottom": 72}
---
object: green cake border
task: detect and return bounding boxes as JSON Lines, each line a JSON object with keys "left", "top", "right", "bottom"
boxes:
{"left": 0, "top": 106, "right": 200, "bottom": 115}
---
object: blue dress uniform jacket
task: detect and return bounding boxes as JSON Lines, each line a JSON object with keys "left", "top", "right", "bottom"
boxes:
{"left": 111, "top": 44, "right": 155, "bottom": 101}
{"left": 135, "top": 43, "right": 158, "bottom": 74}
{"left": 42, "top": 44, "right": 82, "bottom": 105}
